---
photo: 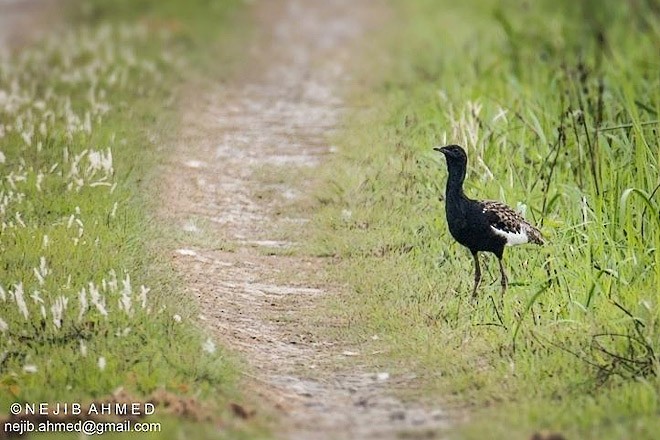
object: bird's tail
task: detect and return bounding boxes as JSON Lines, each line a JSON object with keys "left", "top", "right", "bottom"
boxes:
{"left": 529, "top": 226, "right": 545, "bottom": 245}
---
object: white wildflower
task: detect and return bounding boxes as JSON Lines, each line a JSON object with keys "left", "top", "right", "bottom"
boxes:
{"left": 122, "top": 273, "right": 131, "bottom": 293}
{"left": 42, "top": 234, "right": 49, "bottom": 248}
{"left": 202, "top": 338, "right": 216, "bottom": 354}
{"left": 89, "top": 282, "right": 107, "bottom": 317}
{"left": 5, "top": 174, "right": 16, "bottom": 190}
{"left": 492, "top": 107, "right": 508, "bottom": 123}
{"left": 13, "top": 283, "right": 29, "bottom": 320}
{"left": 173, "top": 314, "right": 182, "bottom": 323}
{"left": 119, "top": 274, "right": 132, "bottom": 314}
{"left": 39, "top": 256, "right": 50, "bottom": 278}
{"left": 78, "top": 287, "right": 88, "bottom": 321}
{"left": 98, "top": 356, "right": 106, "bottom": 371}
{"left": 33, "top": 257, "right": 48, "bottom": 286}
{"left": 36, "top": 172, "right": 44, "bottom": 191}
{"left": 107, "top": 269, "right": 118, "bottom": 291}
{"left": 21, "top": 130, "right": 32, "bottom": 146}
{"left": 51, "top": 296, "right": 69, "bottom": 330}
{"left": 14, "top": 213, "right": 26, "bottom": 227}
{"left": 119, "top": 293, "right": 131, "bottom": 315}
{"left": 23, "top": 365, "right": 38, "bottom": 374}
{"left": 139, "top": 285, "right": 149, "bottom": 309}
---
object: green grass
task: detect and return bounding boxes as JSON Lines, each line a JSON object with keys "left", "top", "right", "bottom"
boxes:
{"left": 0, "top": 1, "right": 265, "bottom": 438}
{"left": 310, "top": 0, "right": 660, "bottom": 438}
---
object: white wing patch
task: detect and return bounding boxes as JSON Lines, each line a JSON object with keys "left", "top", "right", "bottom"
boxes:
{"left": 491, "top": 225, "right": 529, "bottom": 246}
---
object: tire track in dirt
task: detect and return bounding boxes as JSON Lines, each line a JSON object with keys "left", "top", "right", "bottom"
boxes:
{"left": 161, "top": 1, "right": 449, "bottom": 438}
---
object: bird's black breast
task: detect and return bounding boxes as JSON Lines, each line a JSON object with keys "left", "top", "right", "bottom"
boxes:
{"left": 445, "top": 196, "right": 506, "bottom": 255}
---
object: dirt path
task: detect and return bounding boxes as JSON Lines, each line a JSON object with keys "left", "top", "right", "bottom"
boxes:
{"left": 161, "top": 1, "right": 448, "bottom": 438}
{"left": 0, "top": 0, "right": 58, "bottom": 50}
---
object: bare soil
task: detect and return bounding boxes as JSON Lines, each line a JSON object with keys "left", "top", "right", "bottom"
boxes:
{"left": 0, "top": 0, "right": 59, "bottom": 50}
{"left": 161, "top": 1, "right": 449, "bottom": 438}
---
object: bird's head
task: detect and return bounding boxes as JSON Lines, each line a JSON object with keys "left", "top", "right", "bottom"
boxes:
{"left": 433, "top": 144, "right": 467, "bottom": 165}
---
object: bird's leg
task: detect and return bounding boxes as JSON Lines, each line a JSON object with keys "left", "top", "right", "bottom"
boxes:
{"left": 498, "top": 258, "right": 508, "bottom": 295}
{"left": 471, "top": 251, "right": 481, "bottom": 300}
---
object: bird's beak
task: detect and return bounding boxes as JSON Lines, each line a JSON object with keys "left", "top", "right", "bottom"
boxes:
{"left": 433, "top": 146, "right": 447, "bottom": 154}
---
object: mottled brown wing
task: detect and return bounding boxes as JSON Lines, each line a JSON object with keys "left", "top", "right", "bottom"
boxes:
{"left": 479, "top": 200, "right": 544, "bottom": 245}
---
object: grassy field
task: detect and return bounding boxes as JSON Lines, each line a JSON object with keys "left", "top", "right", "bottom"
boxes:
{"left": 311, "top": 0, "right": 660, "bottom": 438}
{"left": 0, "top": 1, "right": 262, "bottom": 438}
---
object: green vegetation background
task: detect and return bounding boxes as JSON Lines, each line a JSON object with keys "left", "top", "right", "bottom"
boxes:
{"left": 312, "top": 0, "right": 660, "bottom": 438}
{"left": 0, "top": 0, "right": 262, "bottom": 438}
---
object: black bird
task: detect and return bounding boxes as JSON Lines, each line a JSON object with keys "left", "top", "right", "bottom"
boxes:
{"left": 434, "top": 145, "right": 544, "bottom": 298}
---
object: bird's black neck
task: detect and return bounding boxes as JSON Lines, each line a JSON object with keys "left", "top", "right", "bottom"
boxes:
{"left": 445, "top": 159, "right": 467, "bottom": 202}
